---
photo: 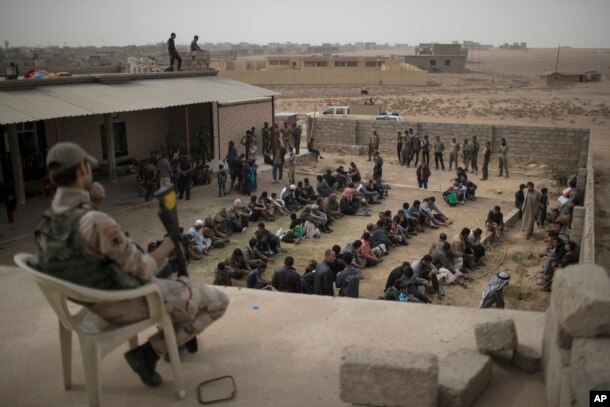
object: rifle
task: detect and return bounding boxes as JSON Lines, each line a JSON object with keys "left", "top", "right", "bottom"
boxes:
{"left": 155, "top": 185, "right": 188, "bottom": 277}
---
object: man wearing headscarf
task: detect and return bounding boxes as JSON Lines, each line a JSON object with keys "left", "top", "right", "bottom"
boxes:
{"left": 521, "top": 182, "right": 542, "bottom": 239}
{"left": 479, "top": 272, "right": 511, "bottom": 308}
{"left": 188, "top": 219, "right": 212, "bottom": 255}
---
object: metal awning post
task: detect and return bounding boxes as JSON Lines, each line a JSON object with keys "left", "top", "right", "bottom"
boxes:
{"left": 8, "top": 124, "right": 26, "bottom": 203}
{"left": 185, "top": 106, "right": 191, "bottom": 155}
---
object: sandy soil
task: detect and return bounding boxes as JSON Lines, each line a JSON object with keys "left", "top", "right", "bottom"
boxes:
{"left": 3, "top": 48, "right": 607, "bottom": 311}
{"left": 270, "top": 47, "right": 610, "bottom": 271}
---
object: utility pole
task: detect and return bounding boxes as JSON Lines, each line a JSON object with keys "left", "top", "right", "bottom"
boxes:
{"left": 555, "top": 44, "right": 561, "bottom": 72}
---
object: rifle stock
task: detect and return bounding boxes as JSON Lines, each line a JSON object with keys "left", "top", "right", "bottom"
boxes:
{"left": 155, "top": 185, "right": 188, "bottom": 277}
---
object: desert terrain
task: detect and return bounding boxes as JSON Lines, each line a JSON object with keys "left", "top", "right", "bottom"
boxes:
{"left": 270, "top": 47, "right": 610, "bottom": 269}
{"left": 1, "top": 48, "right": 607, "bottom": 311}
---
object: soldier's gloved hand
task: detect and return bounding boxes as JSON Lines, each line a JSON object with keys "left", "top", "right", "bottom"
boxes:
{"left": 90, "top": 182, "right": 106, "bottom": 206}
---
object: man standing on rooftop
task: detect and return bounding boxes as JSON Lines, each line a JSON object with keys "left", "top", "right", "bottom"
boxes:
{"left": 167, "top": 32, "right": 181, "bottom": 71}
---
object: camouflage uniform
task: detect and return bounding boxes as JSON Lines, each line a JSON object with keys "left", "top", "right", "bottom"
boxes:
{"left": 36, "top": 187, "right": 229, "bottom": 355}
{"left": 368, "top": 132, "right": 380, "bottom": 161}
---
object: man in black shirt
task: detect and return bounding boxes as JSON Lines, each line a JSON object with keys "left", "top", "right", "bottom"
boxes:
{"left": 313, "top": 250, "right": 336, "bottom": 296}
{"left": 271, "top": 256, "right": 303, "bottom": 293}
{"left": 385, "top": 261, "right": 411, "bottom": 291}
{"left": 167, "top": 32, "right": 182, "bottom": 71}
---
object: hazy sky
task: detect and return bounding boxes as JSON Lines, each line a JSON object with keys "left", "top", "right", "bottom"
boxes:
{"left": 1, "top": 0, "right": 609, "bottom": 48}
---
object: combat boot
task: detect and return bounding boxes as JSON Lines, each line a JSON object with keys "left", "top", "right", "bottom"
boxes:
{"left": 124, "top": 342, "right": 163, "bottom": 387}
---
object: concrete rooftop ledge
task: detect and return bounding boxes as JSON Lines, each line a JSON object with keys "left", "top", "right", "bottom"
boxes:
{"left": 0, "top": 265, "right": 546, "bottom": 406}
{"left": 0, "top": 69, "right": 220, "bottom": 90}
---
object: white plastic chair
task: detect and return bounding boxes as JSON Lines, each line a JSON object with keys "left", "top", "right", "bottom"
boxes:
{"left": 126, "top": 57, "right": 143, "bottom": 74}
{"left": 14, "top": 253, "right": 185, "bottom": 407}
{"left": 139, "top": 57, "right": 156, "bottom": 73}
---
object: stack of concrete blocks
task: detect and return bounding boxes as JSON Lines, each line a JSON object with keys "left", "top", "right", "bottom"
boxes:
{"left": 178, "top": 51, "right": 210, "bottom": 71}
{"left": 474, "top": 319, "right": 541, "bottom": 374}
{"left": 340, "top": 347, "right": 493, "bottom": 407}
{"left": 542, "top": 264, "right": 610, "bottom": 407}
{"left": 312, "top": 117, "right": 589, "bottom": 165}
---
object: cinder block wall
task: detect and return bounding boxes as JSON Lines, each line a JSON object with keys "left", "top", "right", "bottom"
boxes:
{"left": 311, "top": 118, "right": 590, "bottom": 164}
{"left": 217, "top": 99, "right": 273, "bottom": 159}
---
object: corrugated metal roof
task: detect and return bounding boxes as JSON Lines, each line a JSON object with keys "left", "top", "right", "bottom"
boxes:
{"left": 0, "top": 76, "right": 278, "bottom": 125}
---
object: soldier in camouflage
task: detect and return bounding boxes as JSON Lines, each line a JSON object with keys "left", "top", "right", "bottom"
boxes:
{"left": 35, "top": 142, "right": 229, "bottom": 388}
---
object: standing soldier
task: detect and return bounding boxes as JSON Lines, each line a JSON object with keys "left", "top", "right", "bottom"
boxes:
{"left": 411, "top": 133, "right": 421, "bottom": 167}
{"left": 449, "top": 137, "right": 460, "bottom": 171}
{"left": 433, "top": 135, "right": 445, "bottom": 170}
{"left": 281, "top": 122, "right": 292, "bottom": 148}
{"left": 403, "top": 130, "right": 413, "bottom": 167}
{"left": 499, "top": 138, "right": 509, "bottom": 178}
{"left": 471, "top": 136, "right": 480, "bottom": 175}
{"left": 197, "top": 126, "right": 212, "bottom": 163}
{"left": 292, "top": 123, "right": 302, "bottom": 154}
{"left": 262, "top": 122, "right": 272, "bottom": 155}
{"left": 396, "top": 131, "right": 403, "bottom": 164}
{"left": 462, "top": 138, "right": 472, "bottom": 172}
{"left": 368, "top": 131, "right": 380, "bottom": 161}
{"left": 178, "top": 146, "right": 194, "bottom": 200}
{"left": 481, "top": 141, "right": 491, "bottom": 181}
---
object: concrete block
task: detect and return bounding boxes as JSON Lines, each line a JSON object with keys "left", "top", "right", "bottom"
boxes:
{"left": 552, "top": 264, "right": 610, "bottom": 340}
{"left": 543, "top": 300, "right": 575, "bottom": 407}
{"left": 474, "top": 319, "right": 518, "bottom": 354}
{"left": 570, "top": 338, "right": 610, "bottom": 407}
{"left": 439, "top": 349, "right": 492, "bottom": 407}
{"left": 511, "top": 344, "right": 541, "bottom": 374}
{"left": 340, "top": 347, "right": 438, "bottom": 407}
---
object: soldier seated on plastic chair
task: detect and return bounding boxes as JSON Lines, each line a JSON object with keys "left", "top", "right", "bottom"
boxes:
{"left": 35, "top": 142, "right": 229, "bottom": 388}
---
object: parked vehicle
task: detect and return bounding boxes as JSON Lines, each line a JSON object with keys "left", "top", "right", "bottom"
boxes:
{"left": 275, "top": 112, "right": 303, "bottom": 128}
{"left": 375, "top": 113, "right": 404, "bottom": 121}
{"left": 308, "top": 106, "right": 350, "bottom": 117}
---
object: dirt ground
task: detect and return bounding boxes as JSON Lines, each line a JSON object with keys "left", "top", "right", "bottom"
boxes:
{"left": 269, "top": 46, "right": 610, "bottom": 268}
{"left": 4, "top": 48, "right": 607, "bottom": 311}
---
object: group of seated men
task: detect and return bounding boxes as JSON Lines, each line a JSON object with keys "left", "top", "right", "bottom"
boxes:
{"left": 210, "top": 186, "right": 505, "bottom": 304}
{"left": 380, "top": 226, "right": 488, "bottom": 302}
{"left": 443, "top": 167, "right": 478, "bottom": 206}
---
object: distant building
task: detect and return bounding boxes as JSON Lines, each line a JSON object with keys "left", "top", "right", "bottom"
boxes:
{"left": 399, "top": 43, "right": 467, "bottom": 73}
{"left": 210, "top": 55, "right": 428, "bottom": 86}
{"left": 499, "top": 42, "right": 528, "bottom": 50}
{"left": 540, "top": 71, "right": 602, "bottom": 85}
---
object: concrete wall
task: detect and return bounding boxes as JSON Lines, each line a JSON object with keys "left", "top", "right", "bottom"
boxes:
{"left": 570, "top": 134, "right": 595, "bottom": 264}
{"left": 45, "top": 109, "right": 170, "bottom": 162}
{"left": 217, "top": 69, "right": 428, "bottom": 86}
{"left": 310, "top": 117, "right": 589, "bottom": 163}
{"left": 44, "top": 100, "right": 271, "bottom": 164}
{"left": 217, "top": 99, "right": 273, "bottom": 159}
{"left": 402, "top": 55, "right": 467, "bottom": 72}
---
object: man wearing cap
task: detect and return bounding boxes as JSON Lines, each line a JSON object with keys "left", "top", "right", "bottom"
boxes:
{"left": 188, "top": 219, "right": 212, "bottom": 255}
{"left": 35, "top": 142, "right": 229, "bottom": 388}
{"left": 480, "top": 272, "right": 510, "bottom": 308}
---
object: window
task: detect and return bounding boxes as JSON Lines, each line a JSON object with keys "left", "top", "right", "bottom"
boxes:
{"left": 335, "top": 61, "right": 346, "bottom": 67}
{"left": 316, "top": 61, "right": 327, "bottom": 67}
{"left": 269, "top": 60, "right": 289, "bottom": 66}
{"left": 430, "top": 59, "right": 436, "bottom": 66}
{"left": 365, "top": 61, "right": 381, "bottom": 68}
{"left": 445, "top": 59, "right": 451, "bottom": 66}
{"left": 347, "top": 61, "right": 358, "bottom": 67}
{"left": 336, "top": 108, "right": 346, "bottom": 115}
{"left": 304, "top": 61, "right": 316, "bottom": 67}
{"left": 100, "top": 122, "right": 128, "bottom": 159}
